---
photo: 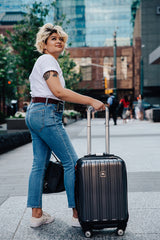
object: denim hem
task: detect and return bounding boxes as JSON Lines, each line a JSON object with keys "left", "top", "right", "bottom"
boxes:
{"left": 68, "top": 205, "right": 76, "bottom": 208}
{"left": 27, "top": 205, "right": 42, "bottom": 208}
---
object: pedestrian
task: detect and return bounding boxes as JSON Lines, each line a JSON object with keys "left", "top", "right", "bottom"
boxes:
{"left": 119, "top": 95, "right": 130, "bottom": 123}
{"left": 25, "top": 23, "right": 105, "bottom": 228}
{"left": 107, "top": 92, "right": 118, "bottom": 125}
{"left": 117, "top": 101, "right": 124, "bottom": 119}
{"left": 128, "top": 95, "right": 134, "bottom": 120}
{"left": 23, "top": 103, "right": 28, "bottom": 112}
{"left": 137, "top": 94, "right": 144, "bottom": 120}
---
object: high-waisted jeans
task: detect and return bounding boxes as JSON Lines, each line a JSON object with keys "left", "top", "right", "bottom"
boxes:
{"left": 25, "top": 102, "right": 78, "bottom": 208}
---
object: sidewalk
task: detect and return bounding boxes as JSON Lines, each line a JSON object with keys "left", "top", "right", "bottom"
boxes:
{"left": 0, "top": 118, "right": 160, "bottom": 239}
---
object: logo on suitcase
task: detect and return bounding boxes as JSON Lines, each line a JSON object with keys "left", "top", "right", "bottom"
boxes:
{"left": 100, "top": 171, "right": 106, "bottom": 178}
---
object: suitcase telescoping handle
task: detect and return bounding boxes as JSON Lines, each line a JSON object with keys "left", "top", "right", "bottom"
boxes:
{"left": 87, "top": 106, "right": 110, "bottom": 155}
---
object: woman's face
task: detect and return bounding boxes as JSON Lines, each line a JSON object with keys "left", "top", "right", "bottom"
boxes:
{"left": 44, "top": 32, "right": 65, "bottom": 58}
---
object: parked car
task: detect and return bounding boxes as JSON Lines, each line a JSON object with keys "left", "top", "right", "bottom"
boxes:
{"left": 133, "top": 101, "right": 151, "bottom": 110}
{"left": 133, "top": 101, "right": 160, "bottom": 119}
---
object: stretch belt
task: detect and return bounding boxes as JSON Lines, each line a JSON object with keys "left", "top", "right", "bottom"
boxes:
{"left": 32, "top": 97, "right": 63, "bottom": 105}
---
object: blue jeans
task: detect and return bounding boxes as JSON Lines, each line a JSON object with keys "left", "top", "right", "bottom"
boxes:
{"left": 25, "top": 102, "right": 78, "bottom": 208}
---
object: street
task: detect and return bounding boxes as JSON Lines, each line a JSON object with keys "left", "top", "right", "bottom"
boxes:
{"left": 0, "top": 118, "right": 160, "bottom": 239}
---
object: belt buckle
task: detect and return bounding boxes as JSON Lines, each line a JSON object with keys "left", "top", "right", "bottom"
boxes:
{"left": 57, "top": 102, "right": 64, "bottom": 111}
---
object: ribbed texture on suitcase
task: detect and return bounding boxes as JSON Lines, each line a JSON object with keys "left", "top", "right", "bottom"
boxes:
{"left": 76, "top": 155, "right": 128, "bottom": 223}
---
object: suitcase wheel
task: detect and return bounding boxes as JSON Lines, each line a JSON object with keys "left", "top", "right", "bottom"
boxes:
{"left": 116, "top": 229, "right": 124, "bottom": 236}
{"left": 84, "top": 230, "right": 92, "bottom": 238}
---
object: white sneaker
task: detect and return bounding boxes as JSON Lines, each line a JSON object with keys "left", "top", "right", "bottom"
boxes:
{"left": 30, "top": 211, "right": 55, "bottom": 228}
{"left": 72, "top": 217, "right": 81, "bottom": 228}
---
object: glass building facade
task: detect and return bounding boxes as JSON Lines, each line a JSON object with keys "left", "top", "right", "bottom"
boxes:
{"left": 0, "top": 0, "right": 54, "bottom": 22}
{"left": 0, "top": 0, "right": 27, "bottom": 13}
{"left": 141, "top": 0, "right": 160, "bottom": 103}
{"left": 55, "top": 0, "right": 133, "bottom": 47}
{"left": 0, "top": 0, "right": 133, "bottom": 47}
{"left": 55, "top": 0, "right": 86, "bottom": 47}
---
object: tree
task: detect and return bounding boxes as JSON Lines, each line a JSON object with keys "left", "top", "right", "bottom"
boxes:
{"left": 7, "top": 1, "right": 80, "bottom": 109}
{"left": 58, "top": 51, "right": 80, "bottom": 90}
{"left": 0, "top": 34, "right": 14, "bottom": 117}
{"left": 7, "top": 2, "right": 50, "bottom": 104}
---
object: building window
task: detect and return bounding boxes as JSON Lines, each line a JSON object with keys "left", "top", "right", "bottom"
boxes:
{"left": 103, "top": 56, "right": 128, "bottom": 81}
{"left": 118, "top": 56, "right": 128, "bottom": 80}
{"left": 72, "top": 57, "right": 92, "bottom": 81}
{"left": 103, "top": 57, "right": 114, "bottom": 80}
{"left": 80, "top": 65, "right": 92, "bottom": 81}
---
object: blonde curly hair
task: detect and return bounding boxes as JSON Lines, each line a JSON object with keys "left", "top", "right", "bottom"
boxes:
{"left": 35, "top": 23, "right": 68, "bottom": 54}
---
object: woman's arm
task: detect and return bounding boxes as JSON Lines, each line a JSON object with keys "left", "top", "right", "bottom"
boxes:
{"left": 44, "top": 70, "right": 105, "bottom": 111}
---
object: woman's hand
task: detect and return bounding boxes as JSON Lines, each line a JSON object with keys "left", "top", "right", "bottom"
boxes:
{"left": 91, "top": 99, "right": 106, "bottom": 111}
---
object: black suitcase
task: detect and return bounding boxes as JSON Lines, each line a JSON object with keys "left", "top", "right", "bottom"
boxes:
{"left": 75, "top": 106, "right": 129, "bottom": 238}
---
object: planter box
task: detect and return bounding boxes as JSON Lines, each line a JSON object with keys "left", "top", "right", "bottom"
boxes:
{"left": 63, "top": 115, "right": 81, "bottom": 126}
{"left": 7, "top": 118, "right": 28, "bottom": 130}
{"left": 145, "top": 108, "right": 160, "bottom": 122}
{"left": 0, "top": 131, "right": 31, "bottom": 154}
{"left": 63, "top": 116, "right": 76, "bottom": 126}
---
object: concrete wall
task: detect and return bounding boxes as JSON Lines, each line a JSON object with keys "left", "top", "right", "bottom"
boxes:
{"left": 141, "top": 0, "right": 160, "bottom": 103}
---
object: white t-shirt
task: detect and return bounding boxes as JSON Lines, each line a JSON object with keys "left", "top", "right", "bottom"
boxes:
{"left": 29, "top": 54, "right": 65, "bottom": 100}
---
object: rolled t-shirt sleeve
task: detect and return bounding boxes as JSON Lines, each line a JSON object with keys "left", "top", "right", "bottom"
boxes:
{"left": 38, "top": 54, "right": 60, "bottom": 77}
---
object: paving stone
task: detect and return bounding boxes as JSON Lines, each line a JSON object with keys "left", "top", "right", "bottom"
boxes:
{"left": 1, "top": 193, "right": 160, "bottom": 240}
{"left": 0, "top": 119, "right": 160, "bottom": 239}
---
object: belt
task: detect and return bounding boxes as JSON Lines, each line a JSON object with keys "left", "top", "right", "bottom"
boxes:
{"left": 32, "top": 97, "right": 63, "bottom": 105}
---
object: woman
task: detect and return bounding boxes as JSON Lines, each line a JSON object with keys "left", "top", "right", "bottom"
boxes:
{"left": 137, "top": 94, "right": 144, "bottom": 120}
{"left": 128, "top": 95, "right": 134, "bottom": 119}
{"left": 119, "top": 95, "right": 130, "bottom": 123}
{"left": 25, "top": 23, "right": 105, "bottom": 228}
